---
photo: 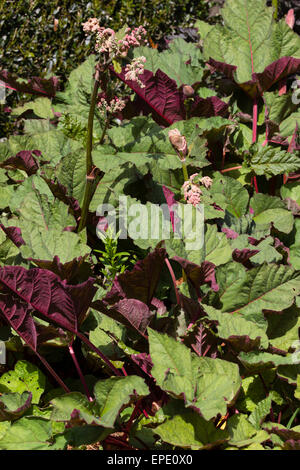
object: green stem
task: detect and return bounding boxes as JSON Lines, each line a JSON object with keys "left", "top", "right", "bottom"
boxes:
{"left": 86, "top": 73, "right": 101, "bottom": 175}
{"left": 99, "top": 117, "right": 109, "bottom": 145}
{"left": 78, "top": 72, "right": 101, "bottom": 233}
{"left": 182, "top": 161, "right": 189, "bottom": 181}
{"left": 272, "top": 0, "right": 278, "bottom": 20}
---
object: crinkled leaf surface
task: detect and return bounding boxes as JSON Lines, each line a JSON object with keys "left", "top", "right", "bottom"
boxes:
{"left": 204, "top": 0, "right": 300, "bottom": 96}
{"left": 205, "top": 306, "right": 269, "bottom": 351}
{"left": 50, "top": 392, "right": 101, "bottom": 425}
{"left": 94, "top": 376, "right": 149, "bottom": 428}
{"left": 219, "top": 263, "right": 300, "bottom": 321}
{"left": 0, "top": 361, "right": 45, "bottom": 404}
{"left": 148, "top": 329, "right": 241, "bottom": 420}
{"left": 133, "top": 38, "right": 205, "bottom": 87}
{"left": 0, "top": 392, "right": 32, "bottom": 421}
{"left": 0, "top": 416, "right": 65, "bottom": 450}
{"left": 154, "top": 400, "right": 228, "bottom": 450}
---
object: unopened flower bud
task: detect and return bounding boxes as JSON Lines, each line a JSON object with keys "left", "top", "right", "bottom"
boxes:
{"left": 183, "top": 85, "right": 194, "bottom": 97}
{"left": 168, "top": 129, "right": 188, "bottom": 158}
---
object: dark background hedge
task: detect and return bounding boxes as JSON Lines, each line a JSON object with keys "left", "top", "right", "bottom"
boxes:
{"left": 0, "top": 0, "right": 210, "bottom": 82}
{"left": 0, "top": 0, "right": 298, "bottom": 138}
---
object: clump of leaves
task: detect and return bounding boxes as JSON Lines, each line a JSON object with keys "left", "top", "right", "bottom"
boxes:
{"left": 0, "top": 0, "right": 300, "bottom": 451}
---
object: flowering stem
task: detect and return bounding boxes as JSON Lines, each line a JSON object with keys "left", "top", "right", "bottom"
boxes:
{"left": 78, "top": 70, "right": 101, "bottom": 233}
{"left": 99, "top": 117, "right": 110, "bottom": 145}
{"left": 272, "top": 0, "right": 278, "bottom": 19}
{"left": 181, "top": 161, "right": 189, "bottom": 182}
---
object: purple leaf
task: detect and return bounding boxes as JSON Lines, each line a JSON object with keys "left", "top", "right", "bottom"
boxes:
{"left": 92, "top": 249, "right": 166, "bottom": 335}
{"left": 111, "top": 67, "right": 185, "bottom": 125}
{"left": 208, "top": 57, "right": 300, "bottom": 98}
{"left": 43, "top": 179, "right": 81, "bottom": 220}
{"left": 253, "top": 57, "right": 300, "bottom": 95}
{"left": 190, "top": 95, "right": 229, "bottom": 118}
{"left": 30, "top": 255, "right": 91, "bottom": 284}
{"left": 221, "top": 227, "right": 239, "bottom": 239}
{"left": 0, "top": 225, "right": 25, "bottom": 247}
{"left": 131, "top": 353, "right": 153, "bottom": 377}
{"left": 208, "top": 59, "right": 237, "bottom": 81}
{"left": 225, "top": 334, "right": 263, "bottom": 352}
{"left": 0, "top": 150, "right": 42, "bottom": 176}
{"left": 93, "top": 298, "right": 153, "bottom": 335}
{"left": 104, "top": 248, "right": 167, "bottom": 306}
{"left": 0, "top": 266, "right": 97, "bottom": 348}
{"left": 173, "top": 257, "right": 219, "bottom": 292}
{"left": 0, "top": 70, "right": 58, "bottom": 97}
{"left": 232, "top": 248, "right": 259, "bottom": 265}
{"left": 184, "top": 321, "right": 218, "bottom": 358}
{"left": 150, "top": 297, "right": 166, "bottom": 316}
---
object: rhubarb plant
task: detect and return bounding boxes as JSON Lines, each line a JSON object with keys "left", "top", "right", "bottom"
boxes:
{"left": 0, "top": 0, "right": 299, "bottom": 451}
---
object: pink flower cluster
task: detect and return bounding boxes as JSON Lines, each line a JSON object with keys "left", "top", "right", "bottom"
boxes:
{"left": 95, "top": 28, "right": 117, "bottom": 54}
{"left": 182, "top": 181, "right": 202, "bottom": 206}
{"left": 182, "top": 174, "right": 213, "bottom": 206}
{"left": 124, "top": 56, "right": 146, "bottom": 88}
{"left": 82, "top": 19, "right": 147, "bottom": 58}
{"left": 98, "top": 96, "right": 126, "bottom": 116}
{"left": 121, "top": 26, "right": 147, "bottom": 48}
{"left": 82, "top": 17, "right": 101, "bottom": 33}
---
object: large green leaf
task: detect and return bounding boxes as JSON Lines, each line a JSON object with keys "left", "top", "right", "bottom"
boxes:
{"left": 25, "top": 127, "right": 82, "bottom": 167}
{"left": 0, "top": 417, "right": 66, "bottom": 450}
{"left": 134, "top": 38, "right": 205, "bottom": 87}
{"left": 248, "top": 396, "right": 272, "bottom": 430}
{"left": 204, "top": 0, "right": 300, "bottom": 86}
{"left": 5, "top": 175, "right": 89, "bottom": 264}
{"left": 279, "top": 111, "right": 300, "bottom": 139}
{"left": 264, "top": 91, "right": 298, "bottom": 129}
{"left": 50, "top": 392, "right": 101, "bottom": 425}
{"left": 55, "top": 147, "right": 87, "bottom": 205}
{"left": 54, "top": 55, "right": 103, "bottom": 139}
{"left": 0, "top": 392, "right": 32, "bottom": 422}
{"left": 267, "top": 306, "right": 300, "bottom": 353}
{"left": 0, "top": 361, "right": 45, "bottom": 404}
{"left": 244, "top": 146, "right": 300, "bottom": 180}
{"left": 154, "top": 400, "right": 228, "bottom": 450}
{"left": 250, "top": 237, "right": 282, "bottom": 265}
{"left": 148, "top": 329, "right": 241, "bottom": 420}
{"left": 219, "top": 263, "right": 300, "bottom": 321}
{"left": 210, "top": 174, "right": 249, "bottom": 218}
{"left": 13, "top": 97, "right": 55, "bottom": 120}
{"left": 227, "top": 413, "right": 269, "bottom": 448}
{"left": 250, "top": 193, "right": 294, "bottom": 234}
{"left": 281, "top": 182, "right": 300, "bottom": 206}
{"left": 205, "top": 306, "right": 269, "bottom": 351}
{"left": 239, "top": 351, "right": 296, "bottom": 371}
{"left": 94, "top": 376, "right": 149, "bottom": 428}
{"left": 9, "top": 176, "right": 74, "bottom": 231}
{"left": 19, "top": 229, "right": 90, "bottom": 265}
{"left": 204, "top": 224, "right": 232, "bottom": 265}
